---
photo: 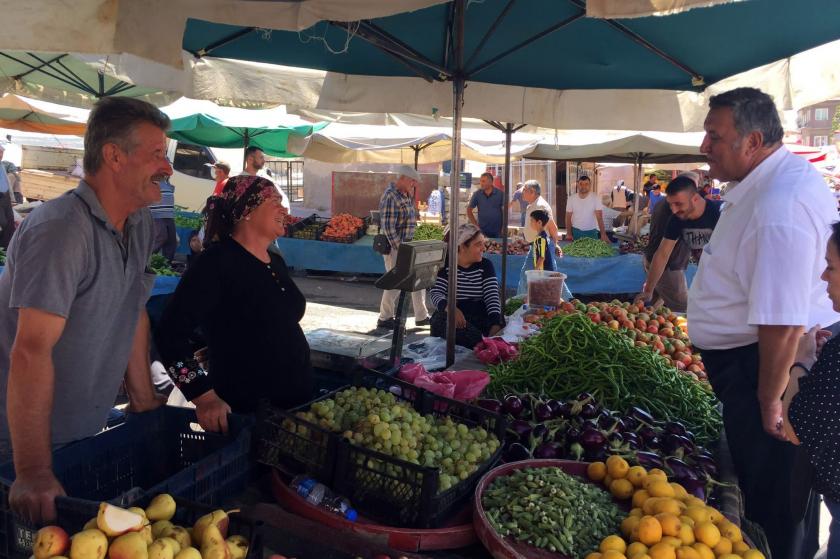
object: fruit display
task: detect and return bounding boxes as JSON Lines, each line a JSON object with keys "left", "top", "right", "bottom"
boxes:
{"left": 619, "top": 235, "right": 650, "bottom": 256}
{"left": 414, "top": 223, "right": 444, "bottom": 241}
{"left": 291, "top": 222, "right": 323, "bottom": 240}
{"left": 287, "top": 386, "right": 501, "bottom": 492}
{"left": 32, "top": 495, "right": 251, "bottom": 559}
{"left": 564, "top": 238, "right": 617, "bottom": 258}
{"left": 150, "top": 253, "right": 180, "bottom": 277}
{"left": 285, "top": 215, "right": 302, "bottom": 226}
{"left": 485, "top": 238, "right": 530, "bottom": 255}
{"left": 487, "top": 312, "right": 722, "bottom": 445}
{"left": 321, "top": 213, "right": 364, "bottom": 240}
{"left": 584, "top": 458, "right": 765, "bottom": 559}
{"left": 482, "top": 466, "right": 624, "bottom": 556}
{"left": 477, "top": 393, "right": 718, "bottom": 493}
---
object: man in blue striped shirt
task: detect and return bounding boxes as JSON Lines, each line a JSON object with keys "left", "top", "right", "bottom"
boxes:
{"left": 150, "top": 177, "right": 176, "bottom": 260}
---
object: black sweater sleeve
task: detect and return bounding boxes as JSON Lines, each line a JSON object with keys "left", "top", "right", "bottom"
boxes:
{"left": 154, "top": 247, "right": 223, "bottom": 401}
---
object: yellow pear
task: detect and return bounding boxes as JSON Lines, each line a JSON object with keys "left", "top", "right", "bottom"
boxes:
{"left": 201, "top": 525, "right": 226, "bottom": 551}
{"left": 192, "top": 511, "right": 228, "bottom": 545}
{"left": 33, "top": 526, "right": 70, "bottom": 559}
{"left": 69, "top": 529, "right": 108, "bottom": 559}
{"left": 139, "top": 526, "right": 153, "bottom": 546}
{"left": 145, "top": 495, "right": 176, "bottom": 522}
{"left": 150, "top": 521, "right": 173, "bottom": 540}
{"left": 159, "top": 526, "right": 191, "bottom": 550}
{"left": 173, "top": 548, "right": 201, "bottom": 559}
{"left": 107, "top": 532, "right": 147, "bottom": 559}
{"left": 83, "top": 518, "right": 99, "bottom": 531}
{"left": 226, "top": 536, "right": 248, "bottom": 559}
{"left": 97, "top": 503, "right": 145, "bottom": 537}
{"left": 146, "top": 541, "right": 173, "bottom": 559}
{"left": 156, "top": 538, "right": 181, "bottom": 557}
{"left": 127, "top": 508, "right": 147, "bottom": 520}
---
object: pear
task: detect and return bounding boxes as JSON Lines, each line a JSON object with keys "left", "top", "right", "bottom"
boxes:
{"left": 192, "top": 510, "right": 228, "bottom": 544}
{"left": 127, "top": 508, "right": 147, "bottom": 520}
{"left": 225, "top": 536, "right": 248, "bottom": 559}
{"left": 146, "top": 541, "right": 173, "bottom": 559}
{"left": 201, "top": 542, "right": 230, "bottom": 559}
{"left": 69, "top": 529, "right": 108, "bottom": 559}
{"left": 159, "top": 526, "right": 191, "bottom": 550}
{"left": 107, "top": 532, "right": 147, "bottom": 559}
{"left": 34, "top": 526, "right": 70, "bottom": 559}
{"left": 83, "top": 518, "right": 99, "bottom": 531}
{"left": 200, "top": 525, "right": 226, "bottom": 551}
{"left": 173, "top": 548, "right": 201, "bottom": 559}
{"left": 97, "top": 503, "right": 145, "bottom": 537}
{"left": 150, "top": 521, "right": 173, "bottom": 540}
{"left": 156, "top": 538, "right": 181, "bottom": 556}
{"left": 145, "top": 495, "right": 176, "bottom": 522}
{"left": 139, "top": 526, "right": 153, "bottom": 546}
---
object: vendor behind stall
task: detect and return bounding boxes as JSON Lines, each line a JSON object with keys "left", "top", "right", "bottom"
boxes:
{"left": 154, "top": 175, "right": 313, "bottom": 433}
{"left": 429, "top": 223, "right": 504, "bottom": 349}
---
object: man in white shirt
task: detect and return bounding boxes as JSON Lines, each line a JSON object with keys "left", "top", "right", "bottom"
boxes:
{"left": 688, "top": 87, "right": 838, "bottom": 559}
{"left": 565, "top": 176, "right": 609, "bottom": 242}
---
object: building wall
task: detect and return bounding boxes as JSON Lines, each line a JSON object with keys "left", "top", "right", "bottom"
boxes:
{"left": 798, "top": 99, "right": 840, "bottom": 146}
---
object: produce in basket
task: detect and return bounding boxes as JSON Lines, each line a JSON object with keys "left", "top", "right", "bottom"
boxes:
{"left": 322, "top": 213, "right": 364, "bottom": 238}
{"left": 487, "top": 312, "right": 722, "bottom": 445}
{"left": 286, "top": 386, "right": 500, "bottom": 492}
{"left": 564, "top": 237, "right": 617, "bottom": 257}
{"left": 619, "top": 234, "right": 650, "bottom": 256}
{"left": 414, "top": 222, "right": 444, "bottom": 240}
{"left": 485, "top": 238, "right": 530, "bottom": 255}
{"left": 584, "top": 459, "right": 765, "bottom": 559}
{"left": 482, "top": 466, "right": 624, "bottom": 556}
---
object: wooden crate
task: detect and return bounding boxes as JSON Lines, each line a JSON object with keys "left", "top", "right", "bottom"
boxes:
{"left": 20, "top": 169, "right": 78, "bottom": 201}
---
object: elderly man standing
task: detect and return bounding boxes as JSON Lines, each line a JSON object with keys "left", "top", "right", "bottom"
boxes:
{"left": 377, "top": 165, "right": 430, "bottom": 330}
{"left": 689, "top": 87, "right": 839, "bottom": 559}
{"left": 0, "top": 97, "right": 169, "bottom": 523}
{"left": 467, "top": 172, "right": 504, "bottom": 238}
{"left": 517, "top": 180, "right": 570, "bottom": 297}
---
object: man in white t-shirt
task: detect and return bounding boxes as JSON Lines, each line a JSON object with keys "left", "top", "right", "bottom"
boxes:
{"left": 565, "top": 176, "right": 609, "bottom": 242}
{"left": 688, "top": 87, "right": 839, "bottom": 559}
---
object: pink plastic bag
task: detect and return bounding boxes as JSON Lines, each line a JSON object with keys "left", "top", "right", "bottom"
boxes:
{"left": 398, "top": 363, "right": 490, "bottom": 401}
{"left": 474, "top": 337, "right": 519, "bottom": 365}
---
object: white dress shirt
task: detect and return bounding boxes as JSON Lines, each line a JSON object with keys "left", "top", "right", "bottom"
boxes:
{"left": 688, "top": 147, "right": 840, "bottom": 350}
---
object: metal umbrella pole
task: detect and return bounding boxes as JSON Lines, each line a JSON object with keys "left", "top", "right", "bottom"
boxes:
{"left": 445, "top": 0, "right": 466, "bottom": 367}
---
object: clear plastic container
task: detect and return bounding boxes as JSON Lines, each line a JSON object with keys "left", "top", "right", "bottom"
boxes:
{"left": 526, "top": 270, "right": 567, "bottom": 308}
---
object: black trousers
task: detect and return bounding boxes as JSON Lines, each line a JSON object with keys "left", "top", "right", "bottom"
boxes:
{"left": 153, "top": 218, "right": 177, "bottom": 261}
{"left": 0, "top": 192, "right": 15, "bottom": 249}
{"left": 430, "top": 309, "right": 492, "bottom": 350}
{"left": 701, "top": 343, "right": 819, "bottom": 559}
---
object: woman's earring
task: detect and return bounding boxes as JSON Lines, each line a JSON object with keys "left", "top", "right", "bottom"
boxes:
{"left": 245, "top": 216, "right": 250, "bottom": 221}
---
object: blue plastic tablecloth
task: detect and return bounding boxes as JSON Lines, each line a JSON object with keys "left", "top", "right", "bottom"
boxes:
{"left": 175, "top": 226, "right": 193, "bottom": 255}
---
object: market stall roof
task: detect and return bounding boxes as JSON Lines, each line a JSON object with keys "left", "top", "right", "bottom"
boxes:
{"left": 524, "top": 133, "right": 706, "bottom": 164}
{"left": 0, "top": 93, "right": 88, "bottom": 136}
{"left": 162, "top": 98, "right": 328, "bottom": 157}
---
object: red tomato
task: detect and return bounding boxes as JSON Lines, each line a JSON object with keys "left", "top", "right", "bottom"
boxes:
{"left": 646, "top": 326, "right": 659, "bottom": 334}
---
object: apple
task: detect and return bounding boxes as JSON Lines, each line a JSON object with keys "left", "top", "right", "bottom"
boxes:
{"left": 33, "top": 526, "right": 70, "bottom": 559}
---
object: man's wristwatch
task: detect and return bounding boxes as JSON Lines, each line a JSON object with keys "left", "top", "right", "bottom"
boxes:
{"left": 790, "top": 362, "right": 811, "bottom": 375}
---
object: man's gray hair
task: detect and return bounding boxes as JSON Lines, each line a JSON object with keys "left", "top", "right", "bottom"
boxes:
{"left": 523, "top": 179, "right": 541, "bottom": 196}
{"left": 709, "top": 87, "right": 783, "bottom": 147}
{"left": 84, "top": 97, "right": 171, "bottom": 175}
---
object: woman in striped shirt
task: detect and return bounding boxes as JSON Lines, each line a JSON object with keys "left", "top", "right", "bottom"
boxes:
{"left": 430, "top": 223, "right": 504, "bottom": 349}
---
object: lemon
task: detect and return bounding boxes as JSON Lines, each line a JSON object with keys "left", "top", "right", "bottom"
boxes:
{"left": 638, "top": 516, "right": 664, "bottom": 546}
{"left": 588, "top": 461, "right": 608, "bottom": 482}
{"left": 694, "top": 522, "right": 721, "bottom": 548}
{"left": 601, "top": 535, "right": 628, "bottom": 554}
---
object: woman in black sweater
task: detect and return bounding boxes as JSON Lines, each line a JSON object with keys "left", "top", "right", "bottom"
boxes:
{"left": 155, "top": 175, "right": 313, "bottom": 433}
{"left": 429, "top": 223, "right": 504, "bottom": 349}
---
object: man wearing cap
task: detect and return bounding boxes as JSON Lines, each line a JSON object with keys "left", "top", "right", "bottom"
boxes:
{"left": 212, "top": 161, "right": 231, "bottom": 195}
{"left": 377, "top": 166, "right": 430, "bottom": 330}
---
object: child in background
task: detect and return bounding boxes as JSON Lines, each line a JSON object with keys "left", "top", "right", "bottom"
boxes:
{"left": 530, "top": 210, "right": 555, "bottom": 272}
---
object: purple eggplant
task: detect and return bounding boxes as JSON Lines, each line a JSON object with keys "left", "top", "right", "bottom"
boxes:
{"left": 634, "top": 451, "right": 665, "bottom": 470}
{"left": 546, "top": 399, "right": 563, "bottom": 417}
{"left": 597, "top": 412, "right": 615, "bottom": 430}
{"left": 683, "top": 430, "right": 696, "bottom": 443}
{"left": 509, "top": 419, "right": 532, "bottom": 442}
{"left": 645, "top": 436, "right": 662, "bottom": 450}
{"left": 503, "top": 395, "right": 524, "bottom": 418}
{"left": 576, "top": 392, "right": 594, "bottom": 403}
{"left": 504, "top": 442, "right": 532, "bottom": 462}
{"left": 534, "top": 442, "right": 563, "bottom": 459}
{"left": 534, "top": 403, "right": 553, "bottom": 422}
{"left": 637, "top": 425, "right": 658, "bottom": 443}
{"left": 690, "top": 453, "right": 719, "bottom": 477}
{"left": 608, "top": 432, "right": 625, "bottom": 444}
{"left": 666, "top": 456, "right": 705, "bottom": 496}
{"left": 531, "top": 424, "right": 549, "bottom": 443}
{"left": 579, "top": 419, "right": 599, "bottom": 432}
{"left": 556, "top": 401, "right": 574, "bottom": 419}
{"left": 622, "top": 416, "right": 639, "bottom": 431}
{"left": 476, "top": 398, "right": 503, "bottom": 414}
{"left": 623, "top": 432, "right": 641, "bottom": 447}
{"left": 628, "top": 406, "right": 655, "bottom": 425}
{"left": 565, "top": 426, "right": 581, "bottom": 444}
{"left": 663, "top": 434, "right": 696, "bottom": 456}
{"left": 664, "top": 421, "right": 687, "bottom": 436}
{"left": 579, "top": 428, "right": 607, "bottom": 451}
{"left": 580, "top": 403, "right": 598, "bottom": 419}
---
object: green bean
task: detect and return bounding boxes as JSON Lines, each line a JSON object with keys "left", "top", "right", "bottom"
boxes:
{"left": 564, "top": 237, "right": 617, "bottom": 257}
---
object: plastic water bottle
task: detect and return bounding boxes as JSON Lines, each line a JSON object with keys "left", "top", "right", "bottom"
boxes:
{"left": 290, "top": 476, "right": 358, "bottom": 521}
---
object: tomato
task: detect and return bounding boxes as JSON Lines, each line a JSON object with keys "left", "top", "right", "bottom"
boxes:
{"left": 647, "top": 325, "right": 659, "bottom": 334}
{"left": 674, "top": 360, "right": 686, "bottom": 370}
{"left": 660, "top": 328, "right": 674, "bottom": 338}
{"left": 639, "top": 313, "right": 650, "bottom": 322}
{"left": 635, "top": 319, "right": 647, "bottom": 330}
{"left": 635, "top": 340, "right": 648, "bottom": 348}
{"left": 622, "top": 319, "right": 635, "bottom": 330}
{"left": 672, "top": 340, "right": 686, "bottom": 352}
{"left": 681, "top": 355, "right": 693, "bottom": 367}
{"left": 691, "top": 354, "right": 702, "bottom": 363}
{"left": 688, "top": 364, "right": 702, "bottom": 374}
{"left": 588, "top": 313, "right": 601, "bottom": 323}
{"left": 657, "top": 315, "right": 666, "bottom": 325}
{"left": 608, "top": 320, "right": 620, "bottom": 330}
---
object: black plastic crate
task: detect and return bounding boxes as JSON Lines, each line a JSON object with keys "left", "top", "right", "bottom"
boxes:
{"left": 285, "top": 213, "right": 318, "bottom": 238}
{"left": 320, "top": 216, "right": 369, "bottom": 244}
{"left": 0, "top": 407, "right": 252, "bottom": 559}
{"left": 291, "top": 217, "right": 328, "bottom": 241}
{"left": 256, "top": 370, "right": 505, "bottom": 528}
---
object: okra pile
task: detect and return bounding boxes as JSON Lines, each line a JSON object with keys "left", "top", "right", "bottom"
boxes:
{"left": 482, "top": 467, "right": 623, "bottom": 556}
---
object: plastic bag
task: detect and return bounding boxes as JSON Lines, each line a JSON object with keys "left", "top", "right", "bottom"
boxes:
{"left": 398, "top": 363, "right": 490, "bottom": 401}
{"left": 474, "top": 337, "right": 519, "bottom": 365}
{"left": 402, "top": 337, "right": 471, "bottom": 371}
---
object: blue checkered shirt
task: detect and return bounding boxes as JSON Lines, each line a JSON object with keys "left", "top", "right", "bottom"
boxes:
{"left": 379, "top": 183, "right": 416, "bottom": 248}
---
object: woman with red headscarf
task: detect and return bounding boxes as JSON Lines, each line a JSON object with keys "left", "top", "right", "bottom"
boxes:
{"left": 155, "top": 175, "right": 313, "bottom": 432}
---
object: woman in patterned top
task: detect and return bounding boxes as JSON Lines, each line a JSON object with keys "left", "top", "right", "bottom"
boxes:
{"left": 783, "top": 221, "right": 840, "bottom": 559}
{"left": 429, "top": 223, "right": 503, "bottom": 349}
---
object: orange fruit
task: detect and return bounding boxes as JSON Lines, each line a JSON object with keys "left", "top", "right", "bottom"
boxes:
{"left": 630, "top": 507, "right": 644, "bottom": 518}
{"left": 656, "top": 513, "right": 682, "bottom": 537}
{"left": 706, "top": 508, "right": 724, "bottom": 524}
{"left": 627, "top": 466, "right": 648, "bottom": 487}
{"left": 633, "top": 490, "right": 651, "bottom": 509}
{"left": 643, "top": 498, "right": 662, "bottom": 516}
{"left": 732, "top": 541, "right": 750, "bottom": 555}
{"left": 607, "top": 456, "right": 631, "bottom": 479}
{"left": 649, "top": 468, "right": 668, "bottom": 479}
{"left": 662, "top": 537, "right": 684, "bottom": 548}
{"left": 644, "top": 474, "right": 668, "bottom": 490}
{"left": 680, "top": 516, "right": 696, "bottom": 527}
{"left": 648, "top": 481, "right": 676, "bottom": 499}
{"left": 692, "top": 543, "right": 715, "bottom": 559}
{"left": 712, "top": 538, "right": 732, "bottom": 557}
{"left": 717, "top": 523, "right": 742, "bottom": 544}
{"left": 612, "top": 479, "right": 636, "bottom": 500}
{"left": 605, "top": 474, "right": 615, "bottom": 488}
{"left": 603, "top": 550, "right": 627, "bottom": 559}
{"left": 601, "top": 535, "right": 628, "bottom": 554}
{"left": 638, "top": 516, "right": 663, "bottom": 546}
{"left": 585, "top": 553, "right": 603, "bottom": 559}
{"left": 653, "top": 499, "right": 683, "bottom": 517}
{"left": 684, "top": 497, "right": 707, "bottom": 509}
{"left": 649, "top": 543, "right": 677, "bottom": 559}
{"left": 686, "top": 507, "right": 713, "bottom": 525}
{"left": 588, "top": 462, "right": 608, "bottom": 482}
{"left": 694, "top": 522, "right": 721, "bottom": 548}
{"left": 717, "top": 555, "right": 740, "bottom": 559}
{"left": 743, "top": 549, "right": 764, "bottom": 559}
{"left": 676, "top": 546, "right": 702, "bottom": 559}
{"left": 670, "top": 483, "right": 689, "bottom": 500}
{"left": 627, "top": 542, "right": 649, "bottom": 557}
{"left": 678, "top": 524, "right": 696, "bottom": 546}
{"left": 631, "top": 554, "right": 653, "bottom": 559}
{"left": 622, "top": 516, "right": 642, "bottom": 539}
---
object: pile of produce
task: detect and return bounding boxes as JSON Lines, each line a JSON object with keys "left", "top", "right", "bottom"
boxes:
{"left": 487, "top": 312, "right": 722, "bottom": 445}
{"left": 285, "top": 215, "right": 302, "bottom": 226}
{"left": 584, "top": 458, "right": 765, "bottom": 559}
{"left": 485, "top": 238, "right": 530, "bottom": 255}
{"left": 32, "top": 494, "right": 250, "bottom": 559}
{"left": 564, "top": 237, "right": 617, "bottom": 257}
{"left": 482, "top": 466, "right": 624, "bottom": 556}
{"left": 150, "top": 253, "right": 180, "bottom": 277}
{"left": 174, "top": 212, "right": 203, "bottom": 230}
{"left": 414, "top": 222, "right": 444, "bottom": 241}
{"left": 504, "top": 296, "right": 525, "bottom": 316}
{"left": 288, "top": 386, "right": 501, "bottom": 492}
{"left": 478, "top": 393, "right": 718, "bottom": 487}
{"left": 619, "top": 234, "right": 650, "bottom": 255}
{"left": 527, "top": 300, "right": 702, "bottom": 378}
{"left": 322, "top": 213, "right": 364, "bottom": 239}
{"left": 292, "top": 222, "right": 322, "bottom": 240}
{"left": 0, "top": 247, "right": 5, "bottom": 265}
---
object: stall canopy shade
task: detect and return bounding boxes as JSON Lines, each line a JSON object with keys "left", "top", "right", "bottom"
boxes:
{"left": 0, "top": 93, "right": 88, "bottom": 136}
{"left": 525, "top": 133, "right": 706, "bottom": 164}
{"left": 162, "top": 98, "right": 328, "bottom": 157}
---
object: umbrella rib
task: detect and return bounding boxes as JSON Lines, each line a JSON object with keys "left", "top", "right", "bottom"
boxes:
{"left": 464, "top": 0, "right": 517, "bottom": 71}
{"left": 442, "top": 0, "right": 455, "bottom": 69}
{"left": 466, "top": 11, "right": 585, "bottom": 77}
{"left": 565, "top": 0, "right": 704, "bottom": 85}
{"left": 0, "top": 52, "right": 97, "bottom": 95}
{"left": 53, "top": 57, "right": 103, "bottom": 93}
{"left": 192, "top": 27, "right": 257, "bottom": 58}
{"left": 8, "top": 52, "right": 68, "bottom": 79}
{"left": 104, "top": 82, "right": 137, "bottom": 96}
{"left": 359, "top": 21, "right": 451, "bottom": 77}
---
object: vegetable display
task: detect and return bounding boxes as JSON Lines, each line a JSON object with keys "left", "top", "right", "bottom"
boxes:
{"left": 414, "top": 223, "right": 444, "bottom": 241}
{"left": 0, "top": 247, "right": 5, "bottom": 265}
{"left": 564, "top": 238, "right": 617, "bottom": 258}
{"left": 150, "top": 253, "right": 180, "bottom": 276}
{"left": 485, "top": 238, "right": 530, "bottom": 255}
{"left": 504, "top": 296, "right": 525, "bottom": 316}
{"left": 487, "top": 313, "right": 722, "bottom": 445}
{"left": 289, "top": 387, "right": 500, "bottom": 492}
{"left": 322, "top": 213, "right": 364, "bottom": 239}
{"left": 482, "top": 466, "right": 624, "bottom": 556}
{"left": 174, "top": 212, "right": 203, "bottom": 230}
{"left": 619, "top": 235, "right": 650, "bottom": 256}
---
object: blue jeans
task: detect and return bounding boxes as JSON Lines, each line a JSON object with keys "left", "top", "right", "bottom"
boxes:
{"left": 517, "top": 245, "right": 573, "bottom": 300}
{"left": 827, "top": 498, "right": 840, "bottom": 559}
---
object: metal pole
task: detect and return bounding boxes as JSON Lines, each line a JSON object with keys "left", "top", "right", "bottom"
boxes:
{"left": 500, "top": 123, "right": 512, "bottom": 303}
{"left": 445, "top": 0, "right": 466, "bottom": 368}
{"left": 242, "top": 129, "right": 250, "bottom": 169}
{"left": 631, "top": 155, "right": 641, "bottom": 237}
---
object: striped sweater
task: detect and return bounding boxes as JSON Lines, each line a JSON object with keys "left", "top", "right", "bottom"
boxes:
{"left": 429, "top": 258, "right": 502, "bottom": 325}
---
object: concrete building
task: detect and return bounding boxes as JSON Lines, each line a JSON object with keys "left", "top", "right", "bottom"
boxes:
{"left": 797, "top": 99, "right": 840, "bottom": 147}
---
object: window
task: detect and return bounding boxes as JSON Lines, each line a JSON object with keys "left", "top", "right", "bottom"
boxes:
{"left": 264, "top": 159, "right": 305, "bottom": 203}
{"left": 172, "top": 142, "right": 214, "bottom": 179}
{"left": 816, "top": 108, "right": 830, "bottom": 121}
{"left": 814, "top": 136, "right": 829, "bottom": 147}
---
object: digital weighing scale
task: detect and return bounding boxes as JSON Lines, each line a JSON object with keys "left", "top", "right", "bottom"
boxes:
{"left": 306, "top": 240, "right": 448, "bottom": 376}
